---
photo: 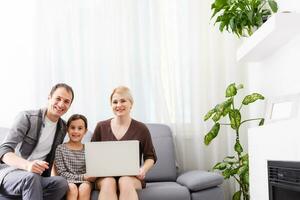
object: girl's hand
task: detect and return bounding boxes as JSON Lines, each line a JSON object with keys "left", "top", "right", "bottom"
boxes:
{"left": 84, "top": 175, "right": 96, "bottom": 182}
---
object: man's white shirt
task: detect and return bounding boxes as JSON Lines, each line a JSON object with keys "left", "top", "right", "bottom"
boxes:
{"left": 27, "top": 117, "right": 57, "bottom": 161}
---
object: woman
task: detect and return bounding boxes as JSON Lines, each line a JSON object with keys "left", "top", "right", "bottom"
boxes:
{"left": 91, "top": 86, "right": 157, "bottom": 200}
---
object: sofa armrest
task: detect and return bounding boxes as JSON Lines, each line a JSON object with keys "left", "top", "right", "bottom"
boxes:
{"left": 176, "top": 170, "right": 223, "bottom": 192}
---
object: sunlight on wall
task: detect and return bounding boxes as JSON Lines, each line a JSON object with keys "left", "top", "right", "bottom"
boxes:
{"left": 0, "top": 1, "right": 36, "bottom": 127}
{"left": 277, "top": 0, "right": 300, "bottom": 12}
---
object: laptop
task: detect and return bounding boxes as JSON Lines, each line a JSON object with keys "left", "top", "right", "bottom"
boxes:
{"left": 85, "top": 140, "right": 140, "bottom": 177}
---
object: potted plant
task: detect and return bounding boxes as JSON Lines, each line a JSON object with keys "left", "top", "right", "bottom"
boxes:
{"left": 203, "top": 83, "right": 265, "bottom": 200}
{"left": 211, "top": 0, "right": 278, "bottom": 37}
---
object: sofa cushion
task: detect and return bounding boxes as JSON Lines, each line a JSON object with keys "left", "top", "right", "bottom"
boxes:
{"left": 145, "top": 124, "right": 177, "bottom": 182}
{"left": 91, "top": 182, "right": 191, "bottom": 200}
{"left": 191, "top": 186, "right": 224, "bottom": 200}
{"left": 139, "top": 182, "right": 191, "bottom": 200}
{"left": 176, "top": 170, "right": 223, "bottom": 191}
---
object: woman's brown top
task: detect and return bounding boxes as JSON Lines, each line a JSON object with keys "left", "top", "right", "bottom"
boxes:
{"left": 91, "top": 118, "right": 157, "bottom": 187}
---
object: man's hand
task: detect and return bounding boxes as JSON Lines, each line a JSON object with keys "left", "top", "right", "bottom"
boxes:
{"left": 2, "top": 152, "right": 49, "bottom": 174}
{"left": 27, "top": 160, "right": 49, "bottom": 174}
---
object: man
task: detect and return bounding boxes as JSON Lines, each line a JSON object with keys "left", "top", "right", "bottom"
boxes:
{"left": 0, "top": 83, "right": 74, "bottom": 200}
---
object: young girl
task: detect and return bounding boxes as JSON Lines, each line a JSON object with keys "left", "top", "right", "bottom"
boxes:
{"left": 55, "top": 114, "right": 95, "bottom": 200}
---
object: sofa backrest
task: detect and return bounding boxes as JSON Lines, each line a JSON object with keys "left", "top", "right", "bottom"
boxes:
{"left": 145, "top": 123, "right": 177, "bottom": 182}
{"left": 0, "top": 127, "right": 9, "bottom": 143}
{"left": 0, "top": 124, "right": 178, "bottom": 182}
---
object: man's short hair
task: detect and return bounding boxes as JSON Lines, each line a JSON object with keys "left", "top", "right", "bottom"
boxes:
{"left": 50, "top": 83, "right": 74, "bottom": 103}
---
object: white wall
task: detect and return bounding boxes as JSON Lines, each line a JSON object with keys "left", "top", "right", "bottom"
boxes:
{"left": 246, "top": 1, "right": 300, "bottom": 198}
{"left": 247, "top": 34, "right": 300, "bottom": 97}
{"left": 246, "top": 0, "right": 300, "bottom": 96}
{"left": 246, "top": 0, "right": 300, "bottom": 110}
{"left": 248, "top": 119, "right": 300, "bottom": 200}
{"left": 277, "top": 0, "right": 300, "bottom": 12}
{"left": 0, "top": 1, "right": 36, "bottom": 127}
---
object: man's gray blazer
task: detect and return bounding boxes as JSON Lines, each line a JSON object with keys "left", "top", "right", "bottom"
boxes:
{"left": 0, "top": 108, "right": 66, "bottom": 184}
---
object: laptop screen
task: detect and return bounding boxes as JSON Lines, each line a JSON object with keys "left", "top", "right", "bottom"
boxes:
{"left": 85, "top": 140, "right": 140, "bottom": 177}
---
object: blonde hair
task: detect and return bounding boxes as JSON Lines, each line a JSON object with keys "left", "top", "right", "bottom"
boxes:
{"left": 110, "top": 86, "right": 134, "bottom": 104}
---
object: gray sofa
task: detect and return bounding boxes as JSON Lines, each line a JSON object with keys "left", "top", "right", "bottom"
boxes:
{"left": 91, "top": 124, "right": 224, "bottom": 200}
{"left": 0, "top": 124, "right": 224, "bottom": 200}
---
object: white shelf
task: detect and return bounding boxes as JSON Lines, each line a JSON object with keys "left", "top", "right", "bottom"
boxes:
{"left": 237, "top": 12, "right": 300, "bottom": 62}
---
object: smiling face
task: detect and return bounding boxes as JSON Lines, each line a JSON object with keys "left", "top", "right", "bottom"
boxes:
{"left": 67, "top": 119, "right": 87, "bottom": 143}
{"left": 47, "top": 87, "right": 73, "bottom": 122}
{"left": 111, "top": 93, "right": 133, "bottom": 117}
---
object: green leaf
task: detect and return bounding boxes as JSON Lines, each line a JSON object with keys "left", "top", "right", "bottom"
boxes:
{"left": 204, "top": 123, "right": 220, "bottom": 145}
{"left": 222, "top": 106, "right": 231, "bottom": 117}
{"left": 213, "top": 162, "right": 227, "bottom": 170}
{"left": 212, "top": 111, "right": 223, "bottom": 122}
{"left": 229, "top": 109, "right": 241, "bottom": 130}
{"left": 215, "top": 103, "right": 223, "bottom": 112}
{"left": 222, "top": 168, "right": 232, "bottom": 179}
{"left": 220, "top": 21, "right": 226, "bottom": 32}
{"left": 259, "top": 118, "right": 264, "bottom": 126}
{"left": 224, "top": 156, "right": 235, "bottom": 159}
{"left": 210, "top": 0, "right": 276, "bottom": 38}
{"left": 240, "top": 154, "right": 249, "bottom": 162}
{"left": 223, "top": 156, "right": 238, "bottom": 164}
{"left": 225, "top": 83, "right": 237, "bottom": 97}
{"left": 211, "top": 9, "right": 219, "bottom": 19}
{"left": 246, "top": 10, "right": 253, "bottom": 24}
{"left": 204, "top": 108, "right": 216, "bottom": 121}
{"left": 214, "top": 0, "right": 227, "bottom": 8}
{"left": 211, "top": 0, "right": 228, "bottom": 18}
{"left": 212, "top": 102, "right": 231, "bottom": 122}
{"left": 241, "top": 170, "right": 250, "bottom": 186}
{"left": 211, "top": 2, "right": 216, "bottom": 9}
{"left": 219, "top": 98, "right": 233, "bottom": 117}
{"left": 234, "top": 140, "right": 243, "bottom": 154}
{"left": 268, "top": 0, "right": 278, "bottom": 13}
{"left": 232, "top": 190, "right": 241, "bottom": 200}
{"left": 230, "top": 167, "right": 239, "bottom": 176}
{"left": 215, "top": 15, "right": 222, "bottom": 23}
{"left": 229, "top": 18, "right": 235, "bottom": 31}
{"left": 224, "top": 97, "right": 233, "bottom": 106}
{"left": 244, "top": 171, "right": 249, "bottom": 185}
{"left": 221, "top": 167, "right": 239, "bottom": 178}
{"left": 255, "top": 12, "right": 264, "bottom": 27}
{"left": 242, "top": 93, "right": 265, "bottom": 105}
{"left": 238, "top": 165, "right": 248, "bottom": 175}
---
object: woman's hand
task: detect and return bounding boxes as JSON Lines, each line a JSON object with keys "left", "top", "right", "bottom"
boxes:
{"left": 137, "top": 159, "right": 155, "bottom": 180}
{"left": 137, "top": 167, "right": 146, "bottom": 180}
